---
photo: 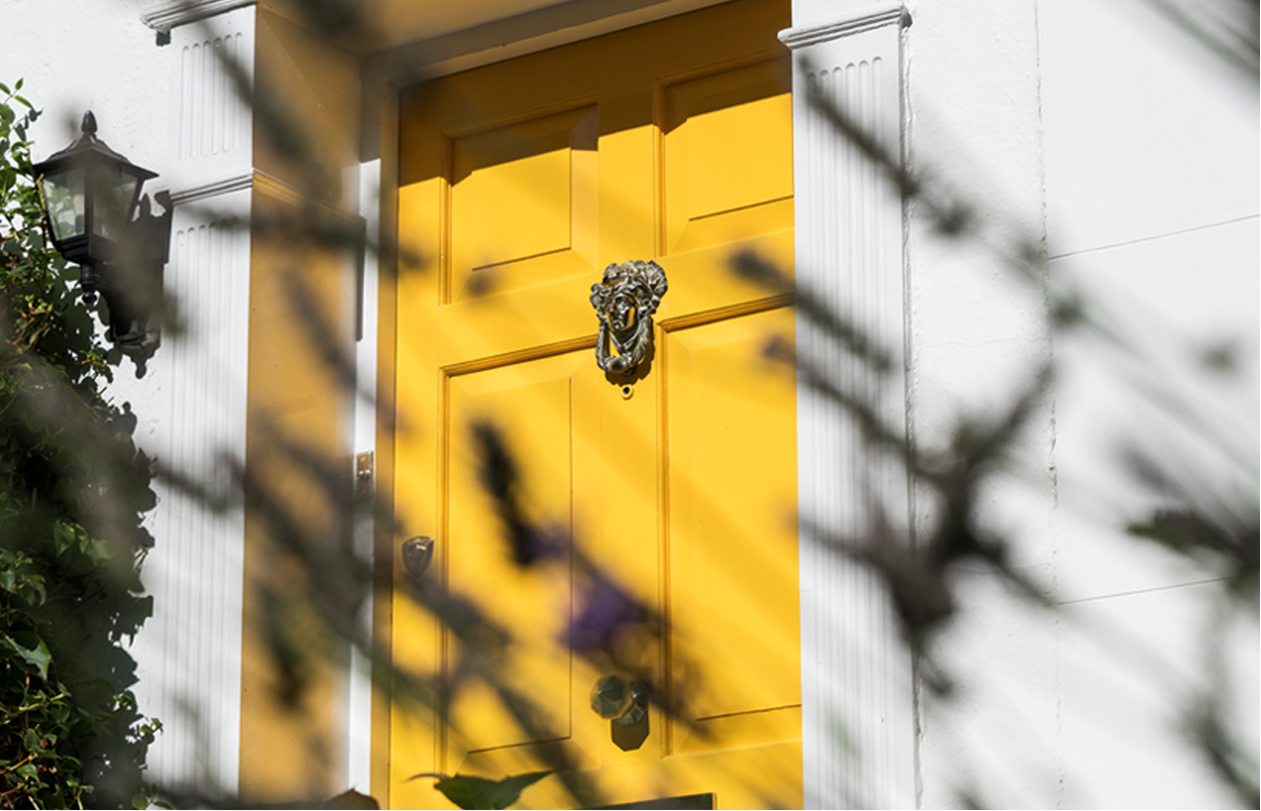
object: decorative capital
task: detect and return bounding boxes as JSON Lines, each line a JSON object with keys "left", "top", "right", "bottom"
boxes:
{"left": 140, "top": 0, "right": 255, "bottom": 33}
{"left": 778, "top": 1, "right": 905, "bottom": 50}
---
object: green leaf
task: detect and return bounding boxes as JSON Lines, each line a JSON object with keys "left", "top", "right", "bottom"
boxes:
{"left": 53, "top": 520, "right": 75, "bottom": 555}
{"left": 87, "top": 536, "right": 113, "bottom": 561}
{"left": 132, "top": 792, "right": 149, "bottom": 809}
{"left": 5, "top": 632, "right": 52, "bottom": 680}
{"left": 23, "top": 574, "right": 48, "bottom": 608}
{"left": 415, "top": 772, "right": 551, "bottom": 810}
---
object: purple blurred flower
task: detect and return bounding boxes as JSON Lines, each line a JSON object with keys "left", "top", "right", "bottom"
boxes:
{"left": 569, "top": 575, "right": 638, "bottom": 653}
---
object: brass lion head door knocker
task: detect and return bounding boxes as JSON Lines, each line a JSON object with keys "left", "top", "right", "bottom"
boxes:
{"left": 589, "top": 260, "right": 668, "bottom": 376}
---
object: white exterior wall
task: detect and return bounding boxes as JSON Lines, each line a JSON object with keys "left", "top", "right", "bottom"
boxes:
{"left": 900, "top": 2, "right": 1060, "bottom": 807}
{"left": 139, "top": 7, "right": 255, "bottom": 795}
{"left": 1040, "top": 1, "right": 1259, "bottom": 807}
{"left": 2, "top": 0, "right": 252, "bottom": 797}
{"left": 897, "top": 0, "right": 1258, "bottom": 808}
{"left": 2, "top": 9, "right": 170, "bottom": 443}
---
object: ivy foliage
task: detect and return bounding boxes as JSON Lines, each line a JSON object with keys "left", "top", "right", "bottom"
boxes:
{"left": 0, "top": 82, "right": 159, "bottom": 808}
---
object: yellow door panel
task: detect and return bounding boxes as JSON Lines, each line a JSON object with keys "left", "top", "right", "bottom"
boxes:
{"left": 652, "top": 231, "right": 794, "bottom": 319}
{"left": 595, "top": 739, "right": 804, "bottom": 809}
{"left": 450, "top": 106, "right": 598, "bottom": 302}
{"left": 662, "top": 57, "right": 794, "bottom": 256}
{"left": 446, "top": 352, "right": 588, "bottom": 753}
{"left": 389, "top": 0, "right": 798, "bottom": 807}
{"left": 665, "top": 308, "right": 800, "bottom": 728}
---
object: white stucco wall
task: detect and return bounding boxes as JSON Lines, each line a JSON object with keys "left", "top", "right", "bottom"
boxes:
{"left": 2, "top": 0, "right": 250, "bottom": 797}
{"left": 2, "top": 0, "right": 177, "bottom": 733}
{"left": 1041, "top": 1, "right": 1258, "bottom": 807}
{"left": 901, "top": 0, "right": 1258, "bottom": 807}
{"left": 900, "top": 2, "right": 1059, "bottom": 806}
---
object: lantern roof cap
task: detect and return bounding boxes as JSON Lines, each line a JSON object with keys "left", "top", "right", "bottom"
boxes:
{"left": 30, "top": 111, "right": 157, "bottom": 181}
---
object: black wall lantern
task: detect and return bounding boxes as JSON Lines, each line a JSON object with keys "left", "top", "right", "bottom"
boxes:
{"left": 31, "top": 111, "right": 168, "bottom": 346}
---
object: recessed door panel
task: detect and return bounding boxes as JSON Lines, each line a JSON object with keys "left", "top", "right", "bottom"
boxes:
{"left": 666, "top": 308, "right": 799, "bottom": 734}
{"left": 445, "top": 352, "right": 588, "bottom": 754}
{"left": 450, "top": 107, "right": 598, "bottom": 303}
{"left": 662, "top": 58, "right": 793, "bottom": 255}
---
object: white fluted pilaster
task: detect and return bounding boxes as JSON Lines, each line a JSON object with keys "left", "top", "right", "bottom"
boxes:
{"left": 782, "top": 3, "right": 916, "bottom": 807}
{"left": 131, "top": 4, "right": 255, "bottom": 797}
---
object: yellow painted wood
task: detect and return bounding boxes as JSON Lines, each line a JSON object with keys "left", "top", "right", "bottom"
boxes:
{"left": 450, "top": 107, "right": 598, "bottom": 302}
{"left": 239, "top": 186, "right": 354, "bottom": 803}
{"left": 388, "top": 178, "right": 445, "bottom": 810}
{"left": 388, "top": 0, "right": 798, "bottom": 807}
{"left": 445, "top": 352, "right": 588, "bottom": 753}
{"left": 662, "top": 57, "right": 794, "bottom": 256}
{"left": 664, "top": 308, "right": 800, "bottom": 746}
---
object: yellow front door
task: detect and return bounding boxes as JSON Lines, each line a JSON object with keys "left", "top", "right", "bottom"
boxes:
{"left": 388, "top": 1, "right": 799, "bottom": 807}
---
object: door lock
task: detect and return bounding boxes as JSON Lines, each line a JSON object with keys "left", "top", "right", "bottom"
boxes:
{"left": 401, "top": 536, "right": 435, "bottom": 580}
{"left": 591, "top": 675, "right": 650, "bottom": 751}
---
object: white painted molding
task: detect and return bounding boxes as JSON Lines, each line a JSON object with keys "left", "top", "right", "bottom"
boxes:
{"left": 779, "top": 1, "right": 903, "bottom": 49}
{"left": 341, "top": 157, "right": 381, "bottom": 795}
{"left": 141, "top": 0, "right": 256, "bottom": 33}
{"left": 169, "top": 170, "right": 363, "bottom": 224}
{"left": 788, "top": 13, "right": 916, "bottom": 810}
{"left": 252, "top": 170, "right": 361, "bottom": 221}
{"left": 169, "top": 171, "right": 253, "bottom": 206}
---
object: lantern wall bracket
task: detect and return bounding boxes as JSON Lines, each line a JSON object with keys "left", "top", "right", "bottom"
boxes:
{"left": 30, "top": 111, "right": 168, "bottom": 347}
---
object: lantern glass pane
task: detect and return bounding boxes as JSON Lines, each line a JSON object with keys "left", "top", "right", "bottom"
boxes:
{"left": 91, "top": 164, "right": 143, "bottom": 241}
{"left": 41, "top": 167, "right": 85, "bottom": 241}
